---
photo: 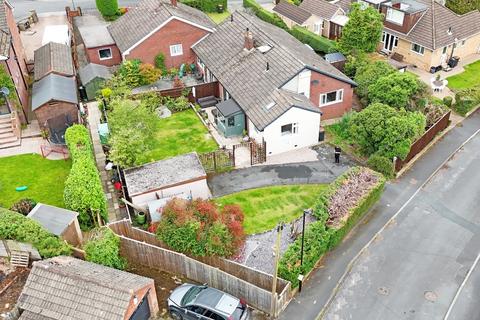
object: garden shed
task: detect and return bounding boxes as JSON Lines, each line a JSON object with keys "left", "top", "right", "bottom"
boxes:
{"left": 33, "top": 42, "right": 74, "bottom": 81}
{"left": 78, "top": 63, "right": 113, "bottom": 100}
{"left": 31, "top": 74, "right": 79, "bottom": 129}
{"left": 124, "top": 152, "right": 210, "bottom": 208}
{"left": 214, "top": 99, "right": 245, "bottom": 137}
{"left": 324, "top": 52, "right": 346, "bottom": 71}
{"left": 27, "top": 203, "right": 83, "bottom": 246}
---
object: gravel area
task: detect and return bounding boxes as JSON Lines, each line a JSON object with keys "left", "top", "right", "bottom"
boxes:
{"left": 233, "top": 211, "right": 317, "bottom": 274}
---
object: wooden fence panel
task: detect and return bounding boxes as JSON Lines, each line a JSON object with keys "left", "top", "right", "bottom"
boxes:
{"left": 109, "top": 220, "right": 292, "bottom": 316}
{"left": 395, "top": 111, "right": 451, "bottom": 171}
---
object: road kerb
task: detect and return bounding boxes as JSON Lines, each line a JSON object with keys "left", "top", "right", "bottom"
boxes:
{"left": 316, "top": 127, "right": 480, "bottom": 320}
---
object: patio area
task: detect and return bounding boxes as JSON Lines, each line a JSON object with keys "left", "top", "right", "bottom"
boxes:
{"left": 407, "top": 53, "right": 480, "bottom": 99}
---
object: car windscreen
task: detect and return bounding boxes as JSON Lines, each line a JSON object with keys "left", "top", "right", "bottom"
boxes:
{"left": 181, "top": 286, "right": 206, "bottom": 306}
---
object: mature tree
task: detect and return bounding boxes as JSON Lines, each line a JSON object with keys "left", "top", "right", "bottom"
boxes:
{"left": 349, "top": 103, "right": 426, "bottom": 159}
{"left": 354, "top": 60, "right": 395, "bottom": 106}
{"left": 337, "top": 3, "right": 384, "bottom": 55}
{"left": 446, "top": 0, "right": 480, "bottom": 14}
{"left": 108, "top": 99, "right": 156, "bottom": 168}
{"left": 368, "top": 72, "right": 420, "bottom": 109}
{"left": 95, "top": 0, "right": 118, "bottom": 17}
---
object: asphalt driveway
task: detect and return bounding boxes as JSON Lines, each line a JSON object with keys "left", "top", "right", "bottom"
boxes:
{"left": 208, "top": 145, "right": 355, "bottom": 197}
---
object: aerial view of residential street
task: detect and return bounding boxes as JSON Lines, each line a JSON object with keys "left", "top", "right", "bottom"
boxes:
{"left": 0, "top": 0, "right": 479, "bottom": 318}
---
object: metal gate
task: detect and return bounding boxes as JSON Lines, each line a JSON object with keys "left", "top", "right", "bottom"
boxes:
{"left": 198, "top": 149, "right": 235, "bottom": 173}
{"left": 233, "top": 140, "right": 267, "bottom": 166}
{"left": 129, "top": 295, "right": 150, "bottom": 320}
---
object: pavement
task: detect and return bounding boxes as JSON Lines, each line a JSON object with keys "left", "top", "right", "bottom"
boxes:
{"left": 208, "top": 145, "right": 356, "bottom": 197}
{"left": 279, "top": 109, "right": 480, "bottom": 320}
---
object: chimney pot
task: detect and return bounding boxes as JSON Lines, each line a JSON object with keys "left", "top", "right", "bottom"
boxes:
{"left": 171, "top": 0, "right": 177, "bottom": 6}
{"left": 244, "top": 28, "right": 254, "bottom": 51}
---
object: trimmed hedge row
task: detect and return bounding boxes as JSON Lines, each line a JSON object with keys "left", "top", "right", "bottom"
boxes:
{"left": 0, "top": 208, "right": 71, "bottom": 258}
{"left": 84, "top": 227, "right": 126, "bottom": 270}
{"left": 290, "top": 26, "right": 336, "bottom": 54}
{"left": 64, "top": 125, "right": 107, "bottom": 230}
{"left": 181, "top": 0, "right": 227, "bottom": 12}
{"left": 278, "top": 167, "right": 385, "bottom": 286}
{"left": 243, "top": 0, "right": 336, "bottom": 54}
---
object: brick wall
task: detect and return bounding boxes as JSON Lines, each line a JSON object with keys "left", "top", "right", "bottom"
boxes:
{"left": 309, "top": 71, "right": 353, "bottom": 120}
{"left": 124, "top": 283, "right": 159, "bottom": 320}
{"left": 126, "top": 19, "right": 210, "bottom": 68}
{"left": 87, "top": 44, "right": 122, "bottom": 66}
{"left": 34, "top": 101, "right": 79, "bottom": 129}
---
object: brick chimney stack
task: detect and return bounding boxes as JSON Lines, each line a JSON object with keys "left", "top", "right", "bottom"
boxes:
{"left": 171, "top": 0, "right": 177, "bottom": 6}
{"left": 244, "top": 28, "right": 254, "bottom": 51}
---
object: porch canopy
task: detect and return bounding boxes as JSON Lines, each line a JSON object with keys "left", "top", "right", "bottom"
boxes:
{"left": 216, "top": 98, "right": 242, "bottom": 117}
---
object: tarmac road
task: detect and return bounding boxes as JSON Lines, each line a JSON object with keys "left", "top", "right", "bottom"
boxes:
{"left": 322, "top": 126, "right": 480, "bottom": 319}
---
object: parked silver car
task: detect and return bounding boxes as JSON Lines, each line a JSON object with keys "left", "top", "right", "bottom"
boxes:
{"left": 168, "top": 283, "right": 250, "bottom": 320}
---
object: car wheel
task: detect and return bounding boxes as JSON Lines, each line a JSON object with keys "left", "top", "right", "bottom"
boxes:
{"left": 170, "top": 309, "right": 183, "bottom": 320}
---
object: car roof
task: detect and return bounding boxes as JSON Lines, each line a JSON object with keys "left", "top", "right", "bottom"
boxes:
{"left": 193, "top": 287, "right": 239, "bottom": 316}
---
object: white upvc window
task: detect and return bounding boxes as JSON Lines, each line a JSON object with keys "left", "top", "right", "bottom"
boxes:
{"left": 98, "top": 48, "right": 112, "bottom": 60}
{"left": 411, "top": 43, "right": 425, "bottom": 55}
{"left": 386, "top": 8, "right": 404, "bottom": 25}
{"left": 320, "top": 89, "right": 343, "bottom": 106}
{"left": 170, "top": 44, "right": 183, "bottom": 56}
{"left": 281, "top": 123, "right": 298, "bottom": 135}
{"left": 314, "top": 22, "right": 322, "bottom": 34}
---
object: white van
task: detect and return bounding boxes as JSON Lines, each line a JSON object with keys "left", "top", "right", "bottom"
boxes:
{"left": 42, "top": 25, "right": 71, "bottom": 46}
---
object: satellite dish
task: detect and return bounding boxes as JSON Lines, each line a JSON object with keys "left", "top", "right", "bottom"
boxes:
{"left": 0, "top": 87, "right": 10, "bottom": 96}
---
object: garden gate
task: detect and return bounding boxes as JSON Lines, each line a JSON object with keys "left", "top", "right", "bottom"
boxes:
{"left": 199, "top": 149, "right": 235, "bottom": 173}
{"left": 233, "top": 140, "right": 267, "bottom": 166}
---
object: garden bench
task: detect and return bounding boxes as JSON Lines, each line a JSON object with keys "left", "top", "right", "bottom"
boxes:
{"left": 197, "top": 96, "right": 219, "bottom": 109}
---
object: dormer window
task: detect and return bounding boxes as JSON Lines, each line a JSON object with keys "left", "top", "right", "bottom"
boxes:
{"left": 386, "top": 8, "right": 404, "bottom": 25}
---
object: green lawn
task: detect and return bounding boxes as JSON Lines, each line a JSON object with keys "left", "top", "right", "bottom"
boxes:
{"left": 139, "top": 109, "right": 218, "bottom": 164}
{"left": 215, "top": 184, "right": 328, "bottom": 235}
{"left": 447, "top": 60, "right": 480, "bottom": 90}
{"left": 207, "top": 11, "right": 230, "bottom": 24}
{"left": 0, "top": 154, "right": 71, "bottom": 208}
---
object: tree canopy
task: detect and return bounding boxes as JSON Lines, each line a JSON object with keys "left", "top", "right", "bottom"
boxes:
{"left": 349, "top": 103, "right": 426, "bottom": 160}
{"left": 354, "top": 60, "right": 396, "bottom": 105}
{"left": 337, "top": 3, "right": 384, "bottom": 55}
{"left": 95, "top": 0, "right": 118, "bottom": 17}
{"left": 445, "top": 0, "right": 480, "bottom": 14}
{"left": 368, "top": 72, "right": 420, "bottom": 109}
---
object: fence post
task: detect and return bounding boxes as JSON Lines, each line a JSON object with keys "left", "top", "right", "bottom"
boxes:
{"left": 213, "top": 152, "right": 217, "bottom": 171}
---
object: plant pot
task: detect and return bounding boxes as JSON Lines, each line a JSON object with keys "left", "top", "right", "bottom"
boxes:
{"left": 136, "top": 212, "right": 146, "bottom": 224}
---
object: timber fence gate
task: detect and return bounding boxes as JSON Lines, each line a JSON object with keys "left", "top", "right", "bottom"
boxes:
{"left": 108, "top": 220, "right": 292, "bottom": 316}
{"left": 395, "top": 111, "right": 451, "bottom": 172}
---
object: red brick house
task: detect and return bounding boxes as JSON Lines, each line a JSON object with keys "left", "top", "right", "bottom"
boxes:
{"left": 193, "top": 11, "right": 356, "bottom": 155}
{"left": 108, "top": 0, "right": 215, "bottom": 69}
{"left": 0, "top": 0, "right": 29, "bottom": 123}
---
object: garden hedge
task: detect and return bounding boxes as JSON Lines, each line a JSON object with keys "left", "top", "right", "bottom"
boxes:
{"left": 290, "top": 26, "right": 336, "bottom": 54}
{"left": 181, "top": 0, "right": 227, "bottom": 12}
{"left": 0, "top": 208, "right": 71, "bottom": 258}
{"left": 243, "top": 0, "right": 288, "bottom": 30}
{"left": 64, "top": 125, "right": 107, "bottom": 230}
{"left": 84, "top": 227, "right": 126, "bottom": 270}
{"left": 279, "top": 167, "right": 385, "bottom": 286}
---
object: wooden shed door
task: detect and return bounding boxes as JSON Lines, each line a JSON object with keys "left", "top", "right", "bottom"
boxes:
{"left": 129, "top": 295, "right": 151, "bottom": 320}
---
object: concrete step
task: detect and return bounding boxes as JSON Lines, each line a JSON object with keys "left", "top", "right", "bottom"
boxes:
{"left": 0, "top": 126, "right": 12, "bottom": 134}
{"left": 0, "top": 117, "right": 11, "bottom": 124}
{"left": 0, "top": 122, "right": 11, "bottom": 129}
{"left": 0, "top": 138, "right": 20, "bottom": 149}
{"left": 0, "top": 113, "right": 10, "bottom": 119}
{"left": 0, "top": 131, "right": 15, "bottom": 139}
{"left": 0, "top": 135, "right": 18, "bottom": 145}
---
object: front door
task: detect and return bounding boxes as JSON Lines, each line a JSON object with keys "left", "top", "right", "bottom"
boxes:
{"left": 383, "top": 33, "right": 398, "bottom": 52}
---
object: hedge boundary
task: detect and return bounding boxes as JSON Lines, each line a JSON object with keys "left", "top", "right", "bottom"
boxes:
{"left": 243, "top": 0, "right": 336, "bottom": 54}
{"left": 64, "top": 125, "right": 108, "bottom": 230}
{"left": 279, "top": 167, "right": 385, "bottom": 286}
{"left": 0, "top": 208, "right": 71, "bottom": 258}
{"left": 181, "top": 0, "right": 227, "bottom": 12}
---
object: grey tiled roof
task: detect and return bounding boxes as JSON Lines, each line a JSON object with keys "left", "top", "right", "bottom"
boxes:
{"left": 124, "top": 152, "right": 206, "bottom": 196}
{"left": 19, "top": 311, "right": 56, "bottom": 320}
{"left": 384, "top": 0, "right": 480, "bottom": 49}
{"left": 300, "top": 0, "right": 343, "bottom": 20}
{"left": 193, "top": 11, "right": 354, "bottom": 130}
{"left": 34, "top": 42, "right": 74, "bottom": 81}
{"left": 273, "top": 0, "right": 312, "bottom": 24}
{"left": 108, "top": 0, "right": 215, "bottom": 53}
{"left": 18, "top": 256, "right": 154, "bottom": 320}
{"left": 0, "top": 1, "right": 11, "bottom": 57}
{"left": 27, "top": 203, "right": 78, "bottom": 236}
{"left": 31, "top": 74, "right": 78, "bottom": 110}
{"left": 78, "top": 63, "right": 113, "bottom": 85}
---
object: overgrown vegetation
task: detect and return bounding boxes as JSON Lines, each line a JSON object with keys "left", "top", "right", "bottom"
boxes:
{"left": 156, "top": 198, "right": 245, "bottom": 257}
{"left": 337, "top": 3, "right": 384, "bottom": 55}
{"left": 95, "top": 0, "right": 119, "bottom": 18}
{"left": 84, "top": 227, "right": 126, "bottom": 270}
{"left": 9, "top": 198, "right": 37, "bottom": 216}
{"left": 290, "top": 26, "right": 336, "bottom": 54}
{"left": 445, "top": 0, "right": 480, "bottom": 14}
{"left": 243, "top": 0, "right": 288, "bottom": 30}
{"left": 181, "top": 0, "right": 227, "bottom": 12}
{"left": 279, "top": 167, "right": 385, "bottom": 285}
{"left": 64, "top": 125, "right": 107, "bottom": 230}
{"left": 0, "top": 208, "right": 71, "bottom": 258}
